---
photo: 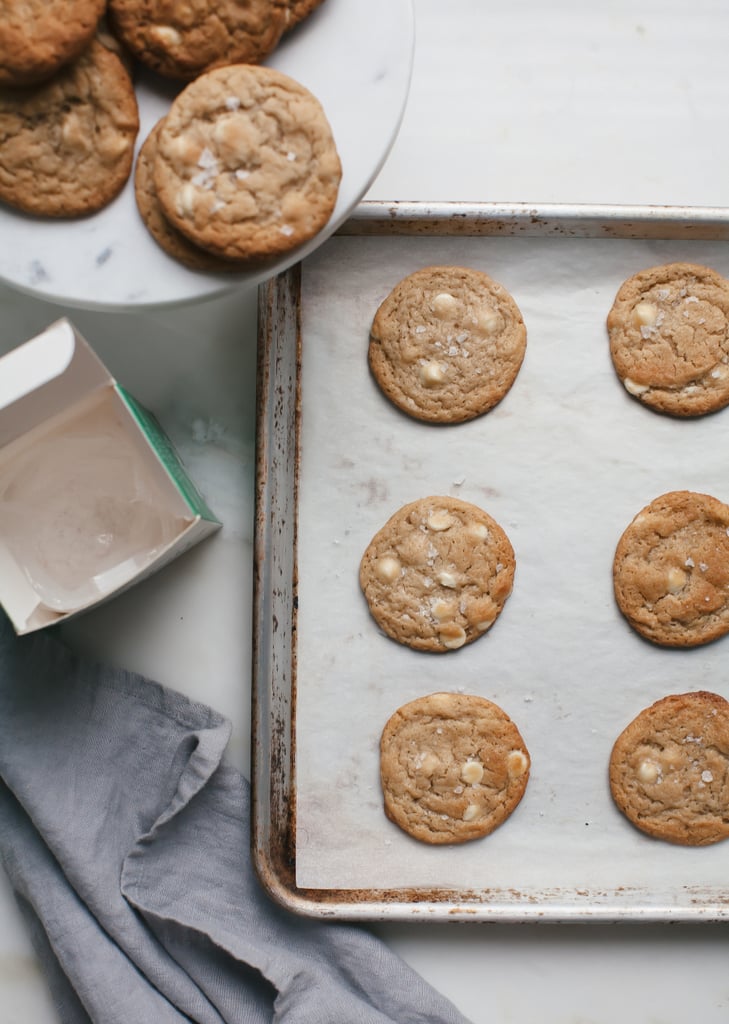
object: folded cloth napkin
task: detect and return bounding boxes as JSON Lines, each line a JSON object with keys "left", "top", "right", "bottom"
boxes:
{"left": 0, "top": 613, "right": 471, "bottom": 1024}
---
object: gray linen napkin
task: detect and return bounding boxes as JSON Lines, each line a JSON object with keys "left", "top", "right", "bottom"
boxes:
{"left": 0, "top": 613, "right": 471, "bottom": 1024}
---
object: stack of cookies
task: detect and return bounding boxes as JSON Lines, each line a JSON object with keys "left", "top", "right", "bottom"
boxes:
{"left": 0, "top": 0, "right": 340, "bottom": 270}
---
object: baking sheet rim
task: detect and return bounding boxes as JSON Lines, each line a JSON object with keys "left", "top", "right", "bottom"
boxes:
{"left": 252, "top": 199, "right": 729, "bottom": 922}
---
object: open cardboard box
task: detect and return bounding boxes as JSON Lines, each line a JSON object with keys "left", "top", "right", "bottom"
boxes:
{"left": 0, "top": 318, "right": 220, "bottom": 635}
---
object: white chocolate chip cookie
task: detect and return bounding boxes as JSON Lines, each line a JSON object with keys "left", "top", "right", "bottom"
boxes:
{"left": 380, "top": 692, "right": 531, "bottom": 844}
{"left": 609, "top": 691, "right": 729, "bottom": 845}
{"left": 368, "top": 266, "right": 527, "bottom": 423}
{"left": 607, "top": 262, "right": 729, "bottom": 417}
{"left": 359, "top": 496, "right": 515, "bottom": 652}
{"left": 153, "top": 63, "right": 341, "bottom": 263}
{"left": 613, "top": 490, "right": 729, "bottom": 648}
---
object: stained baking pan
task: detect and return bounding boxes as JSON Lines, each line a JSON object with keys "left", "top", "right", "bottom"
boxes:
{"left": 253, "top": 201, "right": 729, "bottom": 921}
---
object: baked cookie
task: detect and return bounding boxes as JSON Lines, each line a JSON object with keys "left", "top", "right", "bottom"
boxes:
{"left": 0, "top": 0, "right": 106, "bottom": 87}
{"left": 286, "top": 0, "right": 326, "bottom": 30}
{"left": 359, "top": 496, "right": 515, "bottom": 652}
{"left": 609, "top": 691, "right": 729, "bottom": 846}
{"left": 135, "top": 120, "right": 247, "bottom": 272}
{"left": 613, "top": 490, "right": 729, "bottom": 648}
{"left": 0, "top": 41, "right": 139, "bottom": 217}
{"left": 380, "top": 692, "right": 530, "bottom": 845}
{"left": 153, "top": 64, "right": 341, "bottom": 263}
{"left": 108, "top": 0, "right": 288, "bottom": 80}
{"left": 607, "top": 262, "right": 729, "bottom": 417}
{"left": 368, "top": 266, "right": 527, "bottom": 424}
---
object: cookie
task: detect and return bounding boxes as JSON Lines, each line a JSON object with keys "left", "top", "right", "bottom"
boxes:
{"left": 609, "top": 691, "right": 729, "bottom": 846}
{"left": 613, "top": 490, "right": 729, "bottom": 648}
{"left": 135, "top": 120, "right": 248, "bottom": 272}
{"left": 0, "top": 0, "right": 106, "bottom": 87}
{"left": 368, "top": 266, "right": 527, "bottom": 424}
{"left": 108, "top": 0, "right": 288, "bottom": 80}
{"left": 286, "top": 0, "right": 326, "bottom": 30}
{"left": 380, "top": 692, "right": 530, "bottom": 845}
{"left": 607, "top": 262, "right": 729, "bottom": 417}
{"left": 359, "top": 496, "right": 515, "bottom": 653}
{"left": 0, "top": 41, "right": 139, "bottom": 217}
{"left": 153, "top": 63, "right": 342, "bottom": 263}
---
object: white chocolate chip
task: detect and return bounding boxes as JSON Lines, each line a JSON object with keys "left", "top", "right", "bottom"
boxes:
{"left": 475, "top": 308, "right": 501, "bottom": 335}
{"left": 427, "top": 510, "right": 455, "bottom": 531}
{"left": 150, "top": 25, "right": 183, "bottom": 48}
{"left": 701, "top": 770, "right": 714, "bottom": 783}
{"left": 176, "top": 183, "right": 197, "bottom": 218}
{"left": 507, "top": 749, "right": 529, "bottom": 777}
{"left": 624, "top": 377, "right": 650, "bottom": 396}
{"left": 467, "top": 521, "right": 490, "bottom": 540}
{"left": 462, "top": 803, "right": 480, "bottom": 822}
{"left": 430, "top": 598, "right": 457, "bottom": 621}
{"left": 461, "top": 760, "right": 484, "bottom": 784}
{"left": 418, "top": 360, "right": 446, "bottom": 387}
{"left": 440, "top": 624, "right": 467, "bottom": 649}
{"left": 637, "top": 759, "right": 661, "bottom": 784}
{"left": 418, "top": 752, "right": 441, "bottom": 776}
{"left": 632, "top": 301, "right": 659, "bottom": 328}
{"left": 375, "top": 556, "right": 401, "bottom": 582}
{"left": 436, "top": 570, "right": 459, "bottom": 589}
{"left": 432, "top": 292, "right": 459, "bottom": 317}
{"left": 667, "top": 566, "right": 687, "bottom": 594}
{"left": 61, "top": 111, "right": 91, "bottom": 153}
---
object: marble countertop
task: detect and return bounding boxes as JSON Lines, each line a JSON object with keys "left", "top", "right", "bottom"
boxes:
{"left": 2, "top": 1, "right": 729, "bottom": 1020}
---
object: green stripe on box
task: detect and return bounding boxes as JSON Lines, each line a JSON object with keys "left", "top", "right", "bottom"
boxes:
{"left": 117, "top": 386, "right": 219, "bottom": 523}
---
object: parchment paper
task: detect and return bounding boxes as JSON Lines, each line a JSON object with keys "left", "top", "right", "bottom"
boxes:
{"left": 294, "top": 232, "right": 729, "bottom": 901}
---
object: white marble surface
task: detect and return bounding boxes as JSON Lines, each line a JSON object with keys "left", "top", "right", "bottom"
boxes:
{"left": 2, "top": 1, "right": 729, "bottom": 1020}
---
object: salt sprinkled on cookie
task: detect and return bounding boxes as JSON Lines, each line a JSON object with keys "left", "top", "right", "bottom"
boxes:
{"left": 153, "top": 63, "right": 341, "bottom": 264}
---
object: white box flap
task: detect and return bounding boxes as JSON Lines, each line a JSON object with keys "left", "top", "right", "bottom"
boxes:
{"left": 0, "top": 319, "right": 113, "bottom": 448}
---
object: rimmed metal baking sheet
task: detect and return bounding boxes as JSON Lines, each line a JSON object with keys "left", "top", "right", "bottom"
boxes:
{"left": 253, "top": 201, "right": 729, "bottom": 922}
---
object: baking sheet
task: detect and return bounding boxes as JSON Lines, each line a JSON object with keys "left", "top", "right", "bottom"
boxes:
{"left": 290, "top": 224, "right": 729, "bottom": 910}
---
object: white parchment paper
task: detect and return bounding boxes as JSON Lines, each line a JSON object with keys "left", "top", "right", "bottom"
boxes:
{"left": 294, "top": 232, "right": 729, "bottom": 902}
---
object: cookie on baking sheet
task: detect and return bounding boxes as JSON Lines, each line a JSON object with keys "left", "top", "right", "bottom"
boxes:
{"left": 380, "top": 692, "right": 530, "bottom": 845}
{"left": 607, "top": 262, "right": 729, "bottom": 417}
{"left": 153, "top": 64, "right": 341, "bottom": 263}
{"left": 108, "top": 0, "right": 288, "bottom": 79}
{"left": 0, "top": 0, "right": 106, "bottom": 87}
{"left": 0, "top": 41, "right": 139, "bottom": 217}
{"left": 368, "top": 266, "right": 527, "bottom": 424}
{"left": 359, "top": 496, "right": 515, "bottom": 653}
{"left": 609, "top": 691, "right": 729, "bottom": 846}
{"left": 613, "top": 490, "right": 729, "bottom": 648}
{"left": 135, "top": 120, "right": 248, "bottom": 272}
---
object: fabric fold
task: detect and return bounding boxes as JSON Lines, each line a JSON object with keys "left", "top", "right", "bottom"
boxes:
{"left": 0, "top": 614, "right": 471, "bottom": 1024}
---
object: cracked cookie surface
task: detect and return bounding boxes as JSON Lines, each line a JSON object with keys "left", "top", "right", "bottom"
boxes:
{"left": 613, "top": 490, "right": 729, "bottom": 648}
{"left": 108, "top": 0, "right": 288, "bottom": 80}
{"left": 0, "top": 40, "right": 139, "bottom": 217}
{"left": 359, "top": 496, "right": 515, "bottom": 653}
{"left": 368, "top": 265, "right": 527, "bottom": 424}
{"left": 609, "top": 690, "right": 729, "bottom": 846}
{"left": 153, "top": 63, "right": 341, "bottom": 263}
{"left": 380, "top": 692, "right": 530, "bottom": 845}
{"left": 607, "top": 262, "right": 729, "bottom": 417}
{"left": 0, "top": 0, "right": 105, "bottom": 87}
